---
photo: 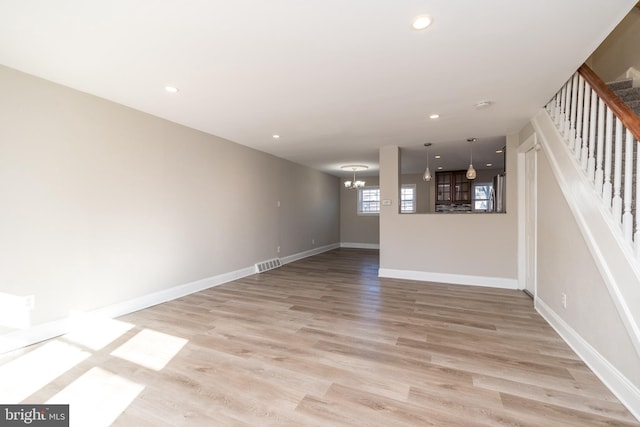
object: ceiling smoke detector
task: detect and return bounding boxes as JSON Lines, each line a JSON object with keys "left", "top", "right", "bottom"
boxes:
{"left": 475, "top": 100, "right": 492, "bottom": 109}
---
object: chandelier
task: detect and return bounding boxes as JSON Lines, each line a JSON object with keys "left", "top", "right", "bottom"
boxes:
{"left": 342, "top": 165, "right": 368, "bottom": 189}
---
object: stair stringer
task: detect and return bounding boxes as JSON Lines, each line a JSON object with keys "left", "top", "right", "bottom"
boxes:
{"left": 531, "top": 108, "right": 640, "bottom": 359}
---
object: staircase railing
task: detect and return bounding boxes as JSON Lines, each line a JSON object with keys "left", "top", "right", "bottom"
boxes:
{"left": 546, "top": 64, "right": 640, "bottom": 257}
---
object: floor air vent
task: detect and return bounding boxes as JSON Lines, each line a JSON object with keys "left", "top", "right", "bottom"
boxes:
{"left": 255, "top": 258, "right": 282, "bottom": 273}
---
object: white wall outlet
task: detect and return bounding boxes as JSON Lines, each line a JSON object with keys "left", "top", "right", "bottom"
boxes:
{"left": 382, "top": 199, "right": 392, "bottom": 206}
{"left": 311, "top": 238, "right": 315, "bottom": 245}
{"left": 561, "top": 292, "right": 567, "bottom": 309}
{"left": 277, "top": 200, "right": 281, "bottom": 207}
{"left": 277, "top": 246, "right": 281, "bottom": 253}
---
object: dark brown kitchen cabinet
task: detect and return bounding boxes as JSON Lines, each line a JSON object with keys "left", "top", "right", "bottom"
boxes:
{"left": 435, "top": 171, "right": 471, "bottom": 205}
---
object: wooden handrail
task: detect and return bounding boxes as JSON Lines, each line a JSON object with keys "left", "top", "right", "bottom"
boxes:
{"left": 578, "top": 64, "right": 640, "bottom": 142}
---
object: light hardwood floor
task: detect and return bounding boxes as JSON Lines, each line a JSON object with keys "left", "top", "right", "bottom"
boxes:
{"left": 2, "top": 248, "right": 638, "bottom": 426}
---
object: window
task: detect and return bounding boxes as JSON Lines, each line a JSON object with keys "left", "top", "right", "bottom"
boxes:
{"left": 400, "top": 184, "right": 416, "bottom": 213}
{"left": 358, "top": 187, "right": 380, "bottom": 214}
{"left": 473, "top": 182, "right": 492, "bottom": 212}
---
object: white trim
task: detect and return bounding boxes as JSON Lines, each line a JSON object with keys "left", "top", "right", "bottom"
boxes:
{"left": 0, "top": 265, "right": 256, "bottom": 355}
{"left": 340, "top": 242, "right": 380, "bottom": 249}
{"left": 100, "top": 267, "right": 256, "bottom": 319}
{"left": 517, "top": 134, "right": 539, "bottom": 296}
{"left": 400, "top": 184, "right": 417, "bottom": 214}
{"left": 280, "top": 243, "right": 339, "bottom": 265}
{"left": 531, "top": 108, "right": 640, "bottom": 357}
{"left": 536, "top": 298, "right": 640, "bottom": 421}
{"left": 624, "top": 66, "right": 640, "bottom": 88}
{"left": 0, "top": 318, "right": 69, "bottom": 356}
{"left": 378, "top": 268, "right": 518, "bottom": 289}
{"left": 470, "top": 181, "right": 492, "bottom": 213}
{"left": 517, "top": 133, "right": 538, "bottom": 291}
{"left": 357, "top": 186, "right": 381, "bottom": 215}
{"left": 1, "top": 243, "right": 344, "bottom": 354}
{"left": 1, "top": 243, "right": 343, "bottom": 355}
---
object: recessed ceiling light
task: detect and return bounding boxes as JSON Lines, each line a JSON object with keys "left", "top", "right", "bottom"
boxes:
{"left": 429, "top": 114, "right": 440, "bottom": 119}
{"left": 412, "top": 15, "right": 432, "bottom": 30}
{"left": 486, "top": 163, "right": 493, "bottom": 167}
{"left": 437, "top": 166, "right": 443, "bottom": 170}
{"left": 495, "top": 149, "right": 503, "bottom": 154}
{"left": 434, "top": 155, "right": 441, "bottom": 159}
{"left": 272, "top": 134, "right": 280, "bottom": 139}
{"left": 164, "top": 86, "right": 179, "bottom": 93}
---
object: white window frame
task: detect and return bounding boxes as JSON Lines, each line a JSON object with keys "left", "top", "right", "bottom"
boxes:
{"left": 400, "top": 184, "right": 416, "bottom": 213}
{"left": 472, "top": 182, "right": 492, "bottom": 212}
{"left": 357, "top": 186, "right": 380, "bottom": 215}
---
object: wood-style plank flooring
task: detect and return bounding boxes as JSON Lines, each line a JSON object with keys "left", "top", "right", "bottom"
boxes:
{"left": 2, "top": 248, "right": 638, "bottom": 426}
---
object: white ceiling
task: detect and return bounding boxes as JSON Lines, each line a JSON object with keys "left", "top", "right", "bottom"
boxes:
{"left": 0, "top": 0, "right": 635, "bottom": 177}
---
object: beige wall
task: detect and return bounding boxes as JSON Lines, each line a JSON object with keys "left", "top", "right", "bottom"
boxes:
{"left": 379, "top": 137, "right": 518, "bottom": 284}
{"left": 340, "top": 177, "right": 380, "bottom": 245}
{"left": 535, "top": 147, "right": 640, "bottom": 387}
{"left": 588, "top": 7, "right": 640, "bottom": 82}
{"left": 0, "top": 65, "right": 339, "bottom": 329}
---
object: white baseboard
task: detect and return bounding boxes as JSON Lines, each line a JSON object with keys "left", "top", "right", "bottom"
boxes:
{"left": 340, "top": 242, "right": 380, "bottom": 249}
{"left": 536, "top": 298, "right": 640, "bottom": 421}
{"left": 1, "top": 243, "right": 345, "bottom": 355}
{"left": 532, "top": 109, "right": 640, "bottom": 358}
{"left": 378, "top": 268, "right": 518, "bottom": 289}
{"left": 0, "top": 318, "right": 70, "bottom": 356}
{"left": 280, "top": 243, "right": 340, "bottom": 265}
{"left": 95, "top": 266, "right": 257, "bottom": 320}
{"left": 0, "top": 265, "right": 256, "bottom": 355}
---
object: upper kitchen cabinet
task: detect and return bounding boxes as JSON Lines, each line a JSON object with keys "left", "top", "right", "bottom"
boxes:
{"left": 435, "top": 171, "right": 472, "bottom": 212}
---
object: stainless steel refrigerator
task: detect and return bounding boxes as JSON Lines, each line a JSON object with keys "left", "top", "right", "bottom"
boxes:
{"left": 490, "top": 173, "right": 506, "bottom": 213}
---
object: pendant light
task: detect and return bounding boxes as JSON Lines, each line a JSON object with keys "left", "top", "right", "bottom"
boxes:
{"left": 422, "top": 142, "right": 432, "bottom": 182}
{"left": 466, "top": 137, "right": 477, "bottom": 180}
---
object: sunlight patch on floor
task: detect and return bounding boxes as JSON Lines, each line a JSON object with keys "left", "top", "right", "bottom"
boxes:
{"left": 64, "top": 311, "right": 135, "bottom": 351}
{"left": 110, "top": 329, "right": 188, "bottom": 371}
{"left": 47, "top": 366, "right": 144, "bottom": 427}
{"left": 0, "top": 341, "right": 90, "bottom": 403}
{"left": 0, "top": 292, "right": 32, "bottom": 329}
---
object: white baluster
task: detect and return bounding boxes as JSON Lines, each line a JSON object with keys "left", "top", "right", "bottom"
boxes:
{"left": 564, "top": 78, "right": 573, "bottom": 140}
{"left": 581, "top": 85, "right": 596, "bottom": 182}
{"left": 556, "top": 84, "right": 567, "bottom": 127}
{"left": 554, "top": 93, "right": 561, "bottom": 122}
{"left": 612, "top": 118, "right": 623, "bottom": 223}
{"left": 569, "top": 74, "right": 578, "bottom": 148}
{"left": 593, "top": 98, "right": 605, "bottom": 191}
{"left": 558, "top": 84, "right": 567, "bottom": 129}
{"left": 602, "top": 107, "right": 613, "bottom": 208}
{"left": 623, "top": 129, "right": 634, "bottom": 243}
{"left": 574, "top": 75, "right": 584, "bottom": 159}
